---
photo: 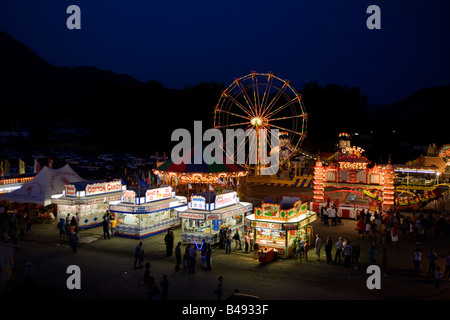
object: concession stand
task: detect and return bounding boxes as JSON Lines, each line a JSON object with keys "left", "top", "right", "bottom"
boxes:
{"left": 108, "top": 185, "right": 187, "bottom": 239}
{"left": 179, "top": 190, "right": 253, "bottom": 245}
{"left": 51, "top": 180, "right": 126, "bottom": 229}
{"left": 246, "top": 201, "right": 317, "bottom": 259}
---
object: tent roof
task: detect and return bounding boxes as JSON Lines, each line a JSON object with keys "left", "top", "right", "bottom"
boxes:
{"left": 0, "top": 164, "right": 84, "bottom": 206}
{"left": 156, "top": 144, "right": 247, "bottom": 174}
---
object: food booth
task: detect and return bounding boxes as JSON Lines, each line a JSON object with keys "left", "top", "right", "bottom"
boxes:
{"left": 179, "top": 190, "right": 252, "bottom": 245}
{"left": 108, "top": 185, "right": 187, "bottom": 239}
{"left": 51, "top": 180, "right": 126, "bottom": 229}
{"left": 246, "top": 201, "right": 317, "bottom": 259}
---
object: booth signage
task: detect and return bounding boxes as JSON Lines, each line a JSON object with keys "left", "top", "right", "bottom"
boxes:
{"left": 282, "top": 223, "right": 298, "bottom": 230}
{"left": 65, "top": 185, "right": 76, "bottom": 197}
{"left": 253, "top": 221, "right": 282, "bottom": 230}
{"left": 122, "top": 190, "right": 136, "bottom": 204}
{"left": 145, "top": 186, "right": 172, "bottom": 203}
{"left": 191, "top": 196, "right": 206, "bottom": 210}
{"left": 179, "top": 212, "right": 206, "bottom": 219}
{"left": 215, "top": 192, "right": 237, "bottom": 209}
{"left": 86, "top": 181, "right": 122, "bottom": 196}
{"left": 261, "top": 204, "right": 280, "bottom": 218}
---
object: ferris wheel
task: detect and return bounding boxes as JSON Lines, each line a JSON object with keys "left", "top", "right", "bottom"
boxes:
{"left": 213, "top": 72, "right": 307, "bottom": 174}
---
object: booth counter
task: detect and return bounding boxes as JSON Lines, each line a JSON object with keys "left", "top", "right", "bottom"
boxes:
{"left": 246, "top": 201, "right": 317, "bottom": 259}
{"left": 179, "top": 190, "right": 252, "bottom": 245}
{"left": 51, "top": 180, "right": 125, "bottom": 229}
{"left": 109, "top": 185, "right": 187, "bottom": 239}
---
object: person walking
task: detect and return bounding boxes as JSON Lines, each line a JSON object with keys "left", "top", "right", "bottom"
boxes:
{"left": 325, "top": 237, "right": 333, "bottom": 264}
{"left": 315, "top": 234, "right": 322, "bottom": 261}
{"left": 334, "top": 237, "right": 343, "bottom": 264}
{"left": 427, "top": 248, "right": 438, "bottom": 278}
{"left": 134, "top": 242, "right": 143, "bottom": 269}
{"left": 174, "top": 242, "right": 182, "bottom": 272}
{"left": 413, "top": 247, "right": 422, "bottom": 275}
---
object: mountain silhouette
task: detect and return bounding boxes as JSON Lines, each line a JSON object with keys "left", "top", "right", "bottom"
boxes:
{"left": 0, "top": 30, "right": 448, "bottom": 161}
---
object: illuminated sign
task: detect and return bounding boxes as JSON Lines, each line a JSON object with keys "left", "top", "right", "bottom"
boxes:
{"left": 145, "top": 186, "right": 172, "bottom": 203}
{"left": 190, "top": 195, "right": 206, "bottom": 210}
{"left": 122, "top": 190, "right": 136, "bottom": 204}
{"left": 215, "top": 191, "right": 237, "bottom": 209}
{"left": 252, "top": 221, "right": 282, "bottom": 230}
{"left": 341, "top": 146, "right": 365, "bottom": 157}
{"left": 86, "top": 181, "right": 123, "bottom": 196}
{"left": 65, "top": 185, "right": 76, "bottom": 197}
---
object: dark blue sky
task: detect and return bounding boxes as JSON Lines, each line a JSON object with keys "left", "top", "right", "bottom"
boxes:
{"left": 1, "top": 0, "right": 449, "bottom": 104}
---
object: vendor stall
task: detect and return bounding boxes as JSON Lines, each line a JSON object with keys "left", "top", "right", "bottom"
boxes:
{"left": 51, "top": 180, "right": 125, "bottom": 229}
{"left": 109, "top": 185, "right": 187, "bottom": 239}
{"left": 246, "top": 201, "right": 317, "bottom": 259}
{"left": 179, "top": 190, "right": 252, "bottom": 245}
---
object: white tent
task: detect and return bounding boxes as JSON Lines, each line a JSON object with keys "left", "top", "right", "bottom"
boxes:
{"left": 0, "top": 164, "right": 84, "bottom": 206}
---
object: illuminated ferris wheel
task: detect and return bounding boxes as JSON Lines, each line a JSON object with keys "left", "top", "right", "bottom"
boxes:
{"left": 213, "top": 72, "right": 307, "bottom": 174}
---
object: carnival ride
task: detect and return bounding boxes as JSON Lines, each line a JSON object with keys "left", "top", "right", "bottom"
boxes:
{"left": 213, "top": 72, "right": 307, "bottom": 176}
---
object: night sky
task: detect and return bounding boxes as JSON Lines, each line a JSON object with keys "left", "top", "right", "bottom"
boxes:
{"left": 0, "top": 0, "right": 449, "bottom": 104}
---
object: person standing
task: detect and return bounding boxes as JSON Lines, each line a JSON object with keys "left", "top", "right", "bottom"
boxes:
{"left": 315, "top": 234, "right": 322, "bottom": 261}
{"left": 325, "top": 237, "right": 333, "bottom": 264}
{"left": 244, "top": 232, "right": 250, "bottom": 253}
{"left": 444, "top": 251, "right": 450, "bottom": 279}
{"left": 214, "top": 276, "right": 224, "bottom": 300}
{"left": 381, "top": 248, "right": 388, "bottom": 276}
{"left": 427, "top": 248, "right": 438, "bottom": 278}
{"left": 70, "top": 230, "right": 79, "bottom": 253}
{"left": 324, "top": 206, "right": 330, "bottom": 225}
{"left": 233, "top": 228, "right": 241, "bottom": 252}
{"left": 225, "top": 229, "right": 232, "bottom": 254}
{"left": 160, "top": 274, "right": 169, "bottom": 300}
{"left": 357, "top": 218, "right": 365, "bottom": 239}
{"left": 57, "top": 218, "right": 66, "bottom": 239}
{"left": 174, "top": 242, "right": 182, "bottom": 272}
{"left": 351, "top": 243, "right": 360, "bottom": 269}
{"left": 330, "top": 205, "right": 337, "bottom": 226}
{"left": 334, "top": 237, "right": 343, "bottom": 264}
{"left": 188, "top": 244, "right": 197, "bottom": 273}
{"left": 134, "top": 242, "right": 143, "bottom": 269}
{"left": 205, "top": 243, "right": 212, "bottom": 270}
{"left": 102, "top": 218, "right": 110, "bottom": 239}
{"left": 110, "top": 218, "right": 116, "bottom": 237}
{"left": 164, "top": 229, "right": 174, "bottom": 256}
{"left": 343, "top": 240, "right": 352, "bottom": 268}
{"left": 368, "top": 245, "right": 377, "bottom": 265}
{"left": 413, "top": 247, "right": 422, "bottom": 275}
{"left": 435, "top": 266, "right": 443, "bottom": 295}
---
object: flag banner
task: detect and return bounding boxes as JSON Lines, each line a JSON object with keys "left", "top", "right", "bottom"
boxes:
{"left": 188, "top": 183, "right": 193, "bottom": 190}
{"left": 19, "top": 159, "right": 25, "bottom": 174}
